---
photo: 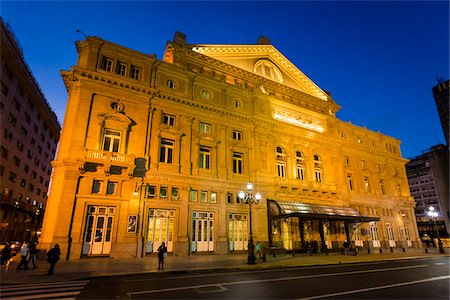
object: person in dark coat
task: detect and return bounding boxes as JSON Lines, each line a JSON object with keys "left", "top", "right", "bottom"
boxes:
{"left": 1, "top": 242, "right": 12, "bottom": 270}
{"left": 27, "top": 242, "right": 38, "bottom": 268}
{"left": 46, "top": 244, "right": 61, "bottom": 275}
{"left": 157, "top": 242, "right": 167, "bottom": 270}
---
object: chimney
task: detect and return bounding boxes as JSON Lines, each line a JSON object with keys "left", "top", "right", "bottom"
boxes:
{"left": 257, "top": 36, "right": 271, "bottom": 45}
{"left": 174, "top": 31, "right": 187, "bottom": 45}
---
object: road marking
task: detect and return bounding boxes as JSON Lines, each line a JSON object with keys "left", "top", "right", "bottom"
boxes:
{"left": 195, "top": 285, "right": 228, "bottom": 294}
{"left": 297, "top": 275, "right": 450, "bottom": 300}
{"left": 124, "top": 261, "right": 387, "bottom": 283}
{"left": 127, "top": 264, "right": 428, "bottom": 296}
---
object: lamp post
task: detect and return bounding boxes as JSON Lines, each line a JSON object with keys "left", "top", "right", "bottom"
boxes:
{"left": 239, "top": 183, "right": 261, "bottom": 264}
{"left": 133, "top": 180, "right": 146, "bottom": 258}
{"left": 427, "top": 206, "right": 445, "bottom": 254}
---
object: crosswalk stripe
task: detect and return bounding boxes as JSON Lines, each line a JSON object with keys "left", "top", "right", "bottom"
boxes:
{"left": 0, "top": 280, "right": 88, "bottom": 300}
{"left": 1, "top": 280, "right": 89, "bottom": 292}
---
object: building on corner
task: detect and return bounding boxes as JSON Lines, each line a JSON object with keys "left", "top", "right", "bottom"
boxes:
{"left": 0, "top": 18, "right": 61, "bottom": 242}
{"left": 38, "top": 32, "right": 419, "bottom": 260}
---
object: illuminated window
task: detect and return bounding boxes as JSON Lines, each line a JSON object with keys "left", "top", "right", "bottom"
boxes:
{"left": 200, "top": 191, "right": 207, "bottom": 203}
{"left": 210, "top": 192, "right": 217, "bottom": 203}
{"left": 276, "top": 146, "right": 286, "bottom": 177}
{"left": 199, "top": 146, "right": 211, "bottom": 169}
{"left": 254, "top": 60, "right": 283, "bottom": 82}
{"left": 364, "top": 176, "right": 370, "bottom": 192}
{"left": 102, "top": 129, "right": 121, "bottom": 152}
{"left": 189, "top": 190, "right": 197, "bottom": 202}
{"left": 295, "top": 151, "right": 306, "bottom": 180}
{"left": 200, "top": 122, "right": 211, "bottom": 134}
{"left": 200, "top": 90, "right": 211, "bottom": 99}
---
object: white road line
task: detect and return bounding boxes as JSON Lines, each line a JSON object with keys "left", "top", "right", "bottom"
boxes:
{"left": 127, "top": 264, "right": 429, "bottom": 296}
{"left": 297, "top": 275, "right": 450, "bottom": 300}
{"left": 124, "top": 261, "right": 387, "bottom": 283}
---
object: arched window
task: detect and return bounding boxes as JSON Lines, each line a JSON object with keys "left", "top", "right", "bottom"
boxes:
{"left": 313, "top": 154, "right": 323, "bottom": 183}
{"left": 276, "top": 146, "right": 286, "bottom": 177}
{"left": 295, "top": 150, "right": 306, "bottom": 180}
{"left": 254, "top": 60, "right": 283, "bottom": 83}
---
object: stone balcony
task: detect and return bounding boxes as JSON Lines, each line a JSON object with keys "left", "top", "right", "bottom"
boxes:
{"left": 80, "top": 148, "right": 135, "bottom": 176}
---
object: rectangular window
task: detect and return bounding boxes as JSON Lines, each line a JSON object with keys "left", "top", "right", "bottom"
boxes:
{"left": 227, "top": 193, "right": 233, "bottom": 204}
{"left": 130, "top": 65, "right": 141, "bottom": 80}
{"left": 233, "top": 130, "right": 242, "bottom": 141}
{"left": 189, "top": 190, "right": 198, "bottom": 202}
{"left": 147, "top": 185, "right": 156, "bottom": 198}
{"left": 200, "top": 191, "right": 207, "bottom": 203}
{"left": 296, "top": 165, "right": 306, "bottom": 180}
{"left": 347, "top": 174, "right": 353, "bottom": 191}
{"left": 364, "top": 177, "right": 370, "bottom": 192}
{"left": 200, "top": 122, "right": 211, "bottom": 134}
{"left": 379, "top": 180, "right": 385, "bottom": 194}
{"left": 236, "top": 194, "right": 241, "bottom": 204}
{"left": 92, "top": 180, "right": 102, "bottom": 194}
{"left": 116, "top": 61, "right": 127, "bottom": 76}
{"left": 361, "top": 160, "right": 366, "bottom": 168}
{"left": 171, "top": 187, "right": 179, "bottom": 200}
{"left": 8, "top": 113, "right": 16, "bottom": 126}
{"left": 210, "top": 192, "right": 217, "bottom": 203}
{"left": 314, "top": 169, "right": 323, "bottom": 183}
{"left": 1, "top": 146, "right": 8, "bottom": 159}
{"left": 162, "top": 114, "right": 175, "bottom": 126}
{"left": 102, "top": 129, "right": 121, "bottom": 152}
{"left": 20, "top": 178, "right": 26, "bottom": 187}
{"left": 199, "top": 146, "right": 211, "bottom": 169}
{"left": 8, "top": 172, "right": 17, "bottom": 182}
{"left": 101, "top": 56, "right": 113, "bottom": 72}
{"left": 159, "top": 138, "right": 174, "bottom": 163}
{"left": 13, "top": 156, "right": 20, "bottom": 167}
{"left": 160, "top": 186, "right": 168, "bottom": 198}
{"left": 278, "top": 162, "right": 286, "bottom": 178}
{"left": 344, "top": 156, "right": 349, "bottom": 165}
{"left": 106, "top": 182, "right": 117, "bottom": 195}
{"left": 233, "top": 152, "right": 243, "bottom": 174}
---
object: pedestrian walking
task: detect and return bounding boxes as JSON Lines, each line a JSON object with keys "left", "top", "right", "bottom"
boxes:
{"left": 16, "top": 242, "right": 29, "bottom": 270}
{"left": 157, "top": 241, "right": 167, "bottom": 270}
{"left": 46, "top": 244, "right": 61, "bottom": 275}
{"left": 27, "top": 242, "right": 38, "bottom": 268}
{"left": 255, "top": 241, "right": 263, "bottom": 259}
{"left": 1, "top": 242, "right": 13, "bottom": 270}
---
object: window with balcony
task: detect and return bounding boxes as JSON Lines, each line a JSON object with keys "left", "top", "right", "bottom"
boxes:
{"left": 276, "top": 146, "right": 287, "bottom": 177}
{"left": 159, "top": 138, "right": 174, "bottom": 163}
{"left": 314, "top": 154, "right": 323, "bottom": 183}
{"left": 102, "top": 129, "right": 121, "bottom": 152}
{"left": 199, "top": 146, "right": 211, "bottom": 169}
{"left": 295, "top": 150, "right": 306, "bottom": 180}
{"left": 233, "top": 152, "right": 243, "bottom": 174}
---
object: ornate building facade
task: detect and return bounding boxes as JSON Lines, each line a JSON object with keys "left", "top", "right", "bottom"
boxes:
{"left": 39, "top": 32, "right": 419, "bottom": 260}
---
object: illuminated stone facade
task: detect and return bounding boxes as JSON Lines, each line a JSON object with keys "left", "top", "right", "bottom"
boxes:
{"left": 39, "top": 32, "right": 420, "bottom": 259}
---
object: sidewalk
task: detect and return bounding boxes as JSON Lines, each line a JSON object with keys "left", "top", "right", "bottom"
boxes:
{"left": 1, "top": 248, "right": 447, "bottom": 285}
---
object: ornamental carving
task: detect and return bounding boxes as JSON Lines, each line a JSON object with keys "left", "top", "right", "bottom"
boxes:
{"left": 272, "top": 107, "right": 324, "bottom": 133}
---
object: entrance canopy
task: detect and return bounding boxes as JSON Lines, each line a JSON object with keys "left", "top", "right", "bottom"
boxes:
{"left": 268, "top": 200, "right": 379, "bottom": 223}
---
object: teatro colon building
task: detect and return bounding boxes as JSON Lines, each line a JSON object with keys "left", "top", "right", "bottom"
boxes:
{"left": 39, "top": 32, "right": 420, "bottom": 260}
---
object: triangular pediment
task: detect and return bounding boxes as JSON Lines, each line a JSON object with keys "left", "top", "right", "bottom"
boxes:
{"left": 191, "top": 44, "right": 328, "bottom": 101}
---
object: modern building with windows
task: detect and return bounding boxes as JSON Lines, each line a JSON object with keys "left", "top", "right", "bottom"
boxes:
{"left": 406, "top": 145, "right": 449, "bottom": 242}
{"left": 0, "top": 18, "right": 60, "bottom": 242}
{"left": 432, "top": 80, "right": 449, "bottom": 146}
{"left": 39, "top": 32, "right": 419, "bottom": 260}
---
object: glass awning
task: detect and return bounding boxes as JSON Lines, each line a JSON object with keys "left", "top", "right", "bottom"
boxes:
{"left": 268, "top": 200, "right": 379, "bottom": 222}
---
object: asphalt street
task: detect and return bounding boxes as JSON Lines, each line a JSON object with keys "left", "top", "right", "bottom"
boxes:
{"left": 77, "top": 256, "right": 449, "bottom": 299}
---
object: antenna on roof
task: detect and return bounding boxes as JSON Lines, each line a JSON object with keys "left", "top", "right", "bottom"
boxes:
{"left": 76, "top": 29, "right": 87, "bottom": 39}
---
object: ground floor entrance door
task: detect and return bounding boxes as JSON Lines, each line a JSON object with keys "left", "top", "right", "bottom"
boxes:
{"left": 228, "top": 213, "right": 248, "bottom": 251}
{"left": 146, "top": 209, "right": 175, "bottom": 253}
{"left": 82, "top": 206, "right": 115, "bottom": 256}
{"left": 370, "top": 221, "right": 381, "bottom": 248}
{"left": 191, "top": 211, "right": 214, "bottom": 252}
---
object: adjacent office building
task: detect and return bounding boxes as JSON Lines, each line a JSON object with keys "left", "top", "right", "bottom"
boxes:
{"left": 432, "top": 80, "right": 449, "bottom": 146}
{"left": 0, "top": 18, "right": 61, "bottom": 242}
{"left": 39, "top": 32, "right": 419, "bottom": 260}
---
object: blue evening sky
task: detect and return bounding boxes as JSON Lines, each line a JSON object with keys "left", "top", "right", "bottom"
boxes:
{"left": 1, "top": 1, "right": 448, "bottom": 158}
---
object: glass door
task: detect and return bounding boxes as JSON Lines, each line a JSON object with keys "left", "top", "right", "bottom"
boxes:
{"left": 228, "top": 213, "right": 248, "bottom": 251}
{"left": 191, "top": 211, "right": 214, "bottom": 252}
{"left": 82, "top": 206, "right": 115, "bottom": 256}
{"left": 146, "top": 209, "right": 174, "bottom": 253}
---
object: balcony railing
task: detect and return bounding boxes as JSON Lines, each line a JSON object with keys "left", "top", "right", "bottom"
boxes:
{"left": 84, "top": 149, "right": 134, "bottom": 166}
